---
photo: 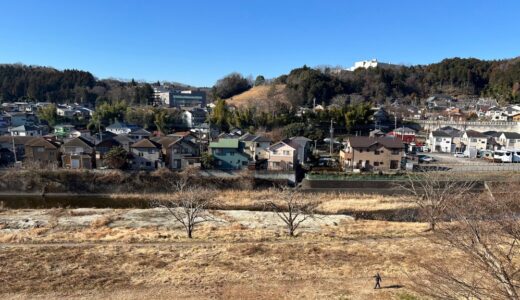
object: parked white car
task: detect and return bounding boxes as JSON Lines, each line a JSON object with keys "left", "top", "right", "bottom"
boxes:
{"left": 453, "top": 152, "right": 466, "bottom": 158}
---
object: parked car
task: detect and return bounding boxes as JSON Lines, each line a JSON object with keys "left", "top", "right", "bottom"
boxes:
{"left": 453, "top": 152, "right": 466, "bottom": 158}
{"left": 419, "top": 155, "right": 435, "bottom": 163}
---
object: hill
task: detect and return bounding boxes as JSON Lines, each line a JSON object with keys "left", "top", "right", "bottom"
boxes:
{"left": 225, "top": 84, "right": 289, "bottom": 111}
{"left": 0, "top": 64, "right": 194, "bottom": 107}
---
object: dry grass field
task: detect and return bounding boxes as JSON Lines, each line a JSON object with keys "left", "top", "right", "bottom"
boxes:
{"left": 225, "top": 84, "right": 289, "bottom": 111}
{"left": 0, "top": 192, "right": 443, "bottom": 300}
{"left": 111, "top": 190, "right": 418, "bottom": 213}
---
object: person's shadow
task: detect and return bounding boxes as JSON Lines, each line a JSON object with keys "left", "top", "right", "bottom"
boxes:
{"left": 382, "top": 284, "right": 404, "bottom": 289}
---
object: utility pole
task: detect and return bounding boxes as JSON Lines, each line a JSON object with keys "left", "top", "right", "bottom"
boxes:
{"left": 11, "top": 133, "right": 17, "bottom": 163}
{"left": 329, "top": 119, "right": 334, "bottom": 156}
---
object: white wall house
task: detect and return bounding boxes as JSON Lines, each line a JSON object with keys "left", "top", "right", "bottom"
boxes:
{"left": 498, "top": 132, "right": 520, "bottom": 149}
{"left": 428, "top": 131, "right": 453, "bottom": 153}
{"left": 461, "top": 130, "right": 487, "bottom": 153}
{"left": 266, "top": 141, "right": 297, "bottom": 170}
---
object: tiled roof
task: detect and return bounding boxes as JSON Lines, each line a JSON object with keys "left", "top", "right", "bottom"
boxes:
{"left": 63, "top": 136, "right": 95, "bottom": 148}
{"left": 464, "top": 130, "right": 486, "bottom": 138}
{"left": 131, "top": 138, "right": 162, "bottom": 149}
{"left": 501, "top": 132, "right": 520, "bottom": 139}
{"left": 347, "top": 136, "right": 405, "bottom": 149}
{"left": 25, "top": 138, "right": 60, "bottom": 149}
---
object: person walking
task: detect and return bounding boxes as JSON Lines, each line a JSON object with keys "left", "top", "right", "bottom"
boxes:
{"left": 373, "top": 273, "right": 382, "bottom": 289}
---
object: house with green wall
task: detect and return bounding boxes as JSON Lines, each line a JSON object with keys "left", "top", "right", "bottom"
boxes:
{"left": 209, "top": 138, "right": 250, "bottom": 170}
{"left": 54, "top": 124, "right": 75, "bottom": 138}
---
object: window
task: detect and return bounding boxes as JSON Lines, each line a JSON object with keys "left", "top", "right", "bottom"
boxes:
{"left": 380, "top": 162, "right": 384, "bottom": 165}
{"left": 148, "top": 149, "right": 155, "bottom": 154}
{"left": 230, "top": 152, "right": 235, "bottom": 156}
{"left": 138, "top": 152, "right": 144, "bottom": 157}
{"left": 36, "top": 147, "right": 44, "bottom": 153}
{"left": 380, "top": 150, "right": 384, "bottom": 153}
{"left": 390, "top": 160, "right": 399, "bottom": 169}
{"left": 374, "top": 162, "right": 379, "bottom": 166}
{"left": 145, "top": 162, "right": 151, "bottom": 166}
{"left": 471, "top": 138, "right": 477, "bottom": 143}
{"left": 436, "top": 138, "right": 441, "bottom": 142}
{"left": 283, "top": 150, "right": 290, "bottom": 156}
{"left": 374, "top": 150, "right": 380, "bottom": 155}
{"left": 391, "top": 149, "right": 400, "bottom": 155}
{"left": 359, "top": 149, "right": 363, "bottom": 153}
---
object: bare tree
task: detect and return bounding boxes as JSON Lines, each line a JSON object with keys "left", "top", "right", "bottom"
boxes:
{"left": 411, "top": 191, "right": 520, "bottom": 300}
{"left": 152, "top": 188, "right": 214, "bottom": 238}
{"left": 397, "top": 172, "right": 476, "bottom": 231}
{"left": 264, "top": 186, "right": 320, "bottom": 237}
{"left": 162, "top": 166, "right": 197, "bottom": 192}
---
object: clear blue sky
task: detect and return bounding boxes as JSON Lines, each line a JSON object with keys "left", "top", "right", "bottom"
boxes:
{"left": 1, "top": 0, "right": 518, "bottom": 87}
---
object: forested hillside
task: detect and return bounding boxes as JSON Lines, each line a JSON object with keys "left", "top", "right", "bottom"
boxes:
{"left": 2, "top": 57, "right": 520, "bottom": 107}
{"left": 0, "top": 64, "right": 155, "bottom": 106}
{"left": 277, "top": 57, "right": 520, "bottom": 106}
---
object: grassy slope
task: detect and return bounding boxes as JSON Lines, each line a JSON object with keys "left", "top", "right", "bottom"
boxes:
{"left": 225, "top": 84, "right": 289, "bottom": 111}
{"left": 0, "top": 207, "right": 429, "bottom": 300}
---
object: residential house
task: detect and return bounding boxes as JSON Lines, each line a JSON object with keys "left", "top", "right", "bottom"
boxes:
{"left": 482, "top": 131, "right": 502, "bottom": 150}
{"left": 129, "top": 139, "right": 163, "bottom": 170}
{"left": 54, "top": 124, "right": 76, "bottom": 139}
{"left": 91, "top": 131, "right": 117, "bottom": 144}
{"left": 0, "top": 114, "right": 11, "bottom": 134}
{"left": 498, "top": 132, "right": 520, "bottom": 149}
{"left": 8, "top": 112, "right": 37, "bottom": 127}
{"left": 24, "top": 138, "right": 61, "bottom": 167}
{"left": 209, "top": 139, "right": 250, "bottom": 170}
{"left": 56, "top": 106, "right": 75, "bottom": 118}
{"left": 106, "top": 120, "right": 140, "bottom": 135}
{"left": 170, "top": 131, "right": 199, "bottom": 144}
{"left": 428, "top": 130, "right": 454, "bottom": 153}
{"left": 288, "top": 136, "right": 312, "bottom": 165}
{"left": 9, "top": 125, "right": 43, "bottom": 137}
{"left": 113, "top": 134, "right": 134, "bottom": 151}
{"left": 369, "top": 129, "right": 386, "bottom": 138}
{"left": 239, "top": 133, "right": 271, "bottom": 161}
{"left": 0, "top": 136, "right": 35, "bottom": 161}
{"left": 387, "top": 127, "right": 416, "bottom": 143}
{"left": 95, "top": 138, "right": 122, "bottom": 168}
{"left": 266, "top": 140, "right": 297, "bottom": 170}
{"left": 128, "top": 128, "right": 152, "bottom": 141}
{"left": 153, "top": 136, "right": 200, "bottom": 170}
{"left": 461, "top": 130, "right": 487, "bottom": 154}
{"left": 339, "top": 136, "right": 405, "bottom": 171}
{"left": 61, "top": 137, "right": 96, "bottom": 169}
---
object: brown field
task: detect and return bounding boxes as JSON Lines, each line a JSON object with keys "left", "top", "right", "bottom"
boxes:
{"left": 111, "top": 190, "right": 418, "bottom": 213}
{"left": 0, "top": 194, "right": 445, "bottom": 300}
{"left": 225, "top": 84, "right": 289, "bottom": 111}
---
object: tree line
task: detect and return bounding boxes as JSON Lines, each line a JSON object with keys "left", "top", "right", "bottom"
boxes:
{"left": 0, "top": 64, "right": 155, "bottom": 106}
{"left": 212, "top": 57, "right": 520, "bottom": 105}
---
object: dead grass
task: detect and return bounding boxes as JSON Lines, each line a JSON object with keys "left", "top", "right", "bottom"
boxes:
{"left": 110, "top": 190, "right": 416, "bottom": 213}
{"left": 0, "top": 231, "right": 436, "bottom": 299}
{"left": 90, "top": 213, "right": 121, "bottom": 229}
{"left": 225, "top": 84, "right": 288, "bottom": 111}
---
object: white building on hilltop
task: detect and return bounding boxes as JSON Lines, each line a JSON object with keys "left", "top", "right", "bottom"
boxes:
{"left": 347, "top": 59, "right": 396, "bottom": 71}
